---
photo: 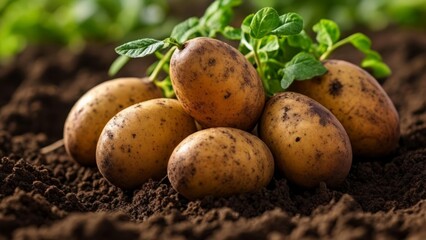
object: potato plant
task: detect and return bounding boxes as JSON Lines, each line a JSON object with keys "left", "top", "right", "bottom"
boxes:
{"left": 61, "top": 0, "right": 400, "bottom": 196}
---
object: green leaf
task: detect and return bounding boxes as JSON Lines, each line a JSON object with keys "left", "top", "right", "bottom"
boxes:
{"left": 361, "top": 52, "right": 392, "bottom": 78}
{"left": 204, "top": 8, "right": 233, "bottom": 35}
{"left": 108, "top": 55, "right": 129, "bottom": 76}
{"left": 221, "top": 26, "right": 242, "bottom": 40}
{"left": 203, "top": 0, "right": 241, "bottom": 18}
{"left": 171, "top": 17, "right": 200, "bottom": 43}
{"left": 260, "top": 35, "right": 279, "bottom": 52}
{"left": 280, "top": 53, "right": 327, "bottom": 89}
{"left": 241, "top": 14, "right": 254, "bottom": 33}
{"left": 201, "top": 0, "right": 241, "bottom": 36}
{"left": 348, "top": 33, "right": 371, "bottom": 53}
{"left": 115, "top": 38, "right": 166, "bottom": 58}
{"left": 346, "top": 33, "right": 391, "bottom": 78}
{"left": 313, "top": 19, "right": 340, "bottom": 47}
{"left": 250, "top": 7, "right": 280, "bottom": 39}
{"left": 271, "top": 12, "right": 303, "bottom": 36}
{"left": 287, "top": 31, "right": 313, "bottom": 51}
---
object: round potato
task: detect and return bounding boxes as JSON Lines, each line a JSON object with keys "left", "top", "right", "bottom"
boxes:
{"left": 168, "top": 127, "right": 274, "bottom": 199}
{"left": 170, "top": 37, "right": 265, "bottom": 131}
{"left": 259, "top": 92, "right": 352, "bottom": 188}
{"left": 64, "top": 78, "right": 163, "bottom": 166}
{"left": 290, "top": 60, "right": 400, "bottom": 157}
{"left": 96, "top": 98, "right": 197, "bottom": 189}
{"left": 64, "top": 77, "right": 163, "bottom": 166}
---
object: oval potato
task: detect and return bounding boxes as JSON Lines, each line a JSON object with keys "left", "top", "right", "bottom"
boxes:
{"left": 170, "top": 37, "right": 265, "bottom": 131}
{"left": 64, "top": 77, "right": 163, "bottom": 166}
{"left": 168, "top": 127, "right": 274, "bottom": 199}
{"left": 96, "top": 98, "right": 197, "bottom": 189}
{"left": 259, "top": 92, "right": 352, "bottom": 188}
{"left": 290, "top": 60, "right": 400, "bottom": 157}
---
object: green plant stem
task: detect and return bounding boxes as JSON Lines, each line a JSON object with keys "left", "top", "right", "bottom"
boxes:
{"left": 319, "top": 37, "right": 352, "bottom": 61}
{"left": 245, "top": 51, "right": 255, "bottom": 60}
{"left": 149, "top": 46, "right": 177, "bottom": 82}
{"left": 252, "top": 40, "right": 270, "bottom": 92}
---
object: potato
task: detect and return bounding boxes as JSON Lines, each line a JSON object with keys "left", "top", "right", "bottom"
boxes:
{"left": 96, "top": 98, "right": 197, "bottom": 189}
{"left": 168, "top": 127, "right": 274, "bottom": 199}
{"left": 258, "top": 92, "right": 352, "bottom": 188}
{"left": 64, "top": 77, "right": 163, "bottom": 166}
{"left": 290, "top": 60, "right": 400, "bottom": 157}
{"left": 170, "top": 37, "right": 265, "bottom": 131}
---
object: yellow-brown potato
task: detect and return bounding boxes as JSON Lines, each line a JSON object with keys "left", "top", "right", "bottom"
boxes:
{"left": 170, "top": 37, "right": 265, "bottom": 131}
{"left": 96, "top": 98, "right": 197, "bottom": 189}
{"left": 290, "top": 60, "right": 400, "bottom": 157}
{"left": 64, "top": 77, "right": 163, "bottom": 166}
{"left": 258, "top": 92, "right": 352, "bottom": 188}
{"left": 168, "top": 127, "right": 274, "bottom": 199}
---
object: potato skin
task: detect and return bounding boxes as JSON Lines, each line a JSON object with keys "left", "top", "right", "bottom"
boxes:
{"left": 96, "top": 98, "right": 197, "bottom": 189}
{"left": 64, "top": 77, "right": 163, "bottom": 166}
{"left": 168, "top": 127, "right": 274, "bottom": 199}
{"left": 290, "top": 60, "right": 400, "bottom": 157}
{"left": 258, "top": 92, "right": 352, "bottom": 188}
{"left": 170, "top": 37, "right": 265, "bottom": 131}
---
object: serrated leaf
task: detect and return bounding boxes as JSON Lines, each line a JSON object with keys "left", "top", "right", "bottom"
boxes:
{"left": 250, "top": 7, "right": 280, "bottom": 39}
{"left": 313, "top": 19, "right": 340, "bottom": 47}
{"left": 280, "top": 52, "right": 327, "bottom": 89}
{"left": 171, "top": 17, "right": 200, "bottom": 43}
{"left": 115, "top": 38, "right": 165, "bottom": 58}
{"left": 271, "top": 12, "right": 303, "bottom": 36}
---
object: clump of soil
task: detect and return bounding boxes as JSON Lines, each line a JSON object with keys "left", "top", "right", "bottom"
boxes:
{"left": 1, "top": 28, "right": 425, "bottom": 240}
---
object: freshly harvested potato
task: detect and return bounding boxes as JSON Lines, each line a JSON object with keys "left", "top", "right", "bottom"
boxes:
{"left": 170, "top": 37, "right": 265, "bottom": 131}
{"left": 258, "top": 92, "right": 352, "bottom": 188}
{"left": 290, "top": 60, "right": 400, "bottom": 157}
{"left": 64, "top": 77, "right": 163, "bottom": 166}
{"left": 168, "top": 127, "right": 274, "bottom": 199}
{"left": 96, "top": 98, "right": 197, "bottom": 189}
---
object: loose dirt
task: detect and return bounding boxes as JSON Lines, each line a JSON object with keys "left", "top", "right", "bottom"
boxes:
{"left": 1, "top": 28, "right": 425, "bottom": 239}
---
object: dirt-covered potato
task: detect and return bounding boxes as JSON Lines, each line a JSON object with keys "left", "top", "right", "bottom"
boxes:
{"left": 259, "top": 92, "right": 352, "bottom": 188}
{"left": 170, "top": 37, "right": 265, "bottom": 131}
{"left": 290, "top": 60, "right": 400, "bottom": 157}
{"left": 64, "top": 77, "right": 163, "bottom": 166}
{"left": 168, "top": 127, "right": 274, "bottom": 199}
{"left": 96, "top": 98, "right": 197, "bottom": 189}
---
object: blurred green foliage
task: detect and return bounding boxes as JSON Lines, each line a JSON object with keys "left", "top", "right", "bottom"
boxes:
{"left": 0, "top": 0, "right": 425, "bottom": 61}
{"left": 248, "top": 0, "right": 426, "bottom": 30}
{"left": 0, "top": 0, "right": 173, "bottom": 60}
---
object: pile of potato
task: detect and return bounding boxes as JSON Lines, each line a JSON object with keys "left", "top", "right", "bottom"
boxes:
{"left": 64, "top": 37, "right": 400, "bottom": 199}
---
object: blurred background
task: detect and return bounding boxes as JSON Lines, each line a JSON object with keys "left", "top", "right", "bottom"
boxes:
{"left": 1, "top": 0, "right": 425, "bottom": 62}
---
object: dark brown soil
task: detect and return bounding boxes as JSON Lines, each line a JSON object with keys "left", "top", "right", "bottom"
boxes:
{"left": 1, "top": 28, "right": 425, "bottom": 240}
